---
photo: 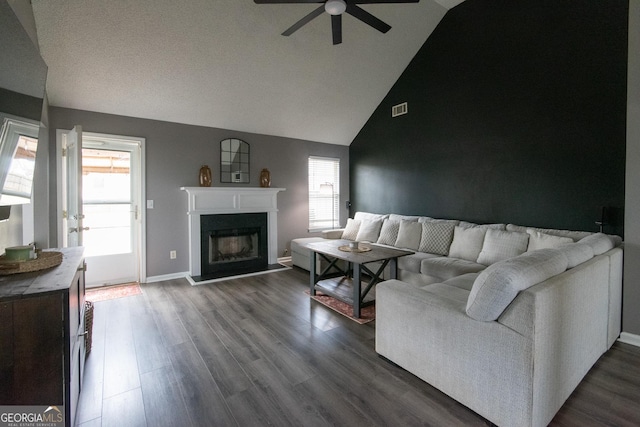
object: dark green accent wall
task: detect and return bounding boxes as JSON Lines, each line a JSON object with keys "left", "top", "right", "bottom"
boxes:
{"left": 350, "top": 0, "right": 628, "bottom": 236}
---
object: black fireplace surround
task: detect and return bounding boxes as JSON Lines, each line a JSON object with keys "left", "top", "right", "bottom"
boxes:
{"left": 200, "top": 213, "right": 268, "bottom": 279}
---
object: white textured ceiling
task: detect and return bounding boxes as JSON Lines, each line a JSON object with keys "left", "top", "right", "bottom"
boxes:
{"left": 32, "top": 0, "right": 462, "bottom": 146}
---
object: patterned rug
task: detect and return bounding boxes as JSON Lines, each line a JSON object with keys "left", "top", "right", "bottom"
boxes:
{"left": 86, "top": 283, "right": 142, "bottom": 302}
{"left": 306, "top": 290, "right": 375, "bottom": 324}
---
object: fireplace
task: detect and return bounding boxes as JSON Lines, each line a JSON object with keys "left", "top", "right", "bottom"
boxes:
{"left": 200, "top": 213, "right": 267, "bottom": 278}
{"left": 181, "top": 187, "right": 285, "bottom": 282}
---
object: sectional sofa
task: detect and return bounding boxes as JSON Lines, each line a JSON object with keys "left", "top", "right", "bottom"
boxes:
{"left": 291, "top": 212, "right": 623, "bottom": 427}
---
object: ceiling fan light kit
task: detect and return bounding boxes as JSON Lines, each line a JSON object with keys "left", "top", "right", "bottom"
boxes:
{"left": 255, "top": 0, "right": 420, "bottom": 45}
{"left": 325, "top": 0, "right": 347, "bottom": 15}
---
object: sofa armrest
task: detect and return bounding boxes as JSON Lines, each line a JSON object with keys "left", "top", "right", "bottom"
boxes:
{"left": 321, "top": 229, "right": 344, "bottom": 239}
{"left": 497, "top": 253, "right": 610, "bottom": 427}
{"left": 376, "top": 279, "right": 533, "bottom": 427}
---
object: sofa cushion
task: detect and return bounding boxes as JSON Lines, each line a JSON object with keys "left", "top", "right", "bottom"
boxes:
{"left": 441, "top": 272, "right": 479, "bottom": 292}
{"left": 389, "top": 214, "right": 423, "bottom": 222}
{"left": 420, "top": 282, "right": 471, "bottom": 305}
{"left": 418, "top": 221, "right": 455, "bottom": 255}
{"left": 377, "top": 219, "right": 400, "bottom": 245}
{"left": 421, "top": 257, "right": 486, "bottom": 281}
{"left": 354, "top": 212, "right": 389, "bottom": 222}
{"left": 398, "top": 252, "right": 439, "bottom": 273}
{"left": 557, "top": 243, "right": 594, "bottom": 268}
{"left": 321, "top": 229, "right": 344, "bottom": 239}
{"left": 466, "top": 249, "right": 569, "bottom": 321}
{"left": 526, "top": 229, "right": 573, "bottom": 251}
{"left": 476, "top": 229, "right": 529, "bottom": 266}
{"left": 449, "top": 226, "right": 486, "bottom": 262}
{"left": 395, "top": 220, "right": 422, "bottom": 250}
{"left": 506, "top": 224, "right": 591, "bottom": 242}
{"left": 341, "top": 218, "right": 361, "bottom": 240}
{"left": 355, "top": 219, "right": 383, "bottom": 243}
{"left": 578, "top": 233, "right": 616, "bottom": 255}
{"left": 419, "top": 217, "right": 459, "bottom": 225}
{"left": 459, "top": 221, "right": 506, "bottom": 230}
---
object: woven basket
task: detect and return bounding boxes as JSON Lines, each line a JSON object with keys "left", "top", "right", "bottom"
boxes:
{"left": 84, "top": 300, "right": 94, "bottom": 355}
{"left": 0, "top": 251, "right": 63, "bottom": 275}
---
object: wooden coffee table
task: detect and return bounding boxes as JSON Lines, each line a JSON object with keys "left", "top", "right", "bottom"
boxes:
{"left": 303, "top": 239, "right": 413, "bottom": 318}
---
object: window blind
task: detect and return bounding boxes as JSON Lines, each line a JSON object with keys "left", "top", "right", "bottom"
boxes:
{"left": 308, "top": 156, "right": 340, "bottom": 231}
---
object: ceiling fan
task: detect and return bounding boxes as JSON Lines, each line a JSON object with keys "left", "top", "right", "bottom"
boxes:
{"left": 254, "top": 0, "right": 419, "bottom": 45}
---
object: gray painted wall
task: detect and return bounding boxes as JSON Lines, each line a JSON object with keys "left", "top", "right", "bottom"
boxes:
{"left": 47, "top": 107, "right": 349, "bottom": 278}
{"left": 624, "top": 0, "right": 640, "bottom": 336}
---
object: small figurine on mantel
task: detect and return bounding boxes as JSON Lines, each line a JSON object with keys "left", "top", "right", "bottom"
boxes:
{"left": 199, "top": 165, "right": 212, "bottom": 187}
{"left": 260, "top": 168, "right": 271, "bottom": 188}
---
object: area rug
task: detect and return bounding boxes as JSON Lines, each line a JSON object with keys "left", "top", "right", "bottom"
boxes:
{"left": 306, "top": 290, "right": 375, "bottom": 324}
{"left": 86, "top": 282, "right": 142, "bottom": 302}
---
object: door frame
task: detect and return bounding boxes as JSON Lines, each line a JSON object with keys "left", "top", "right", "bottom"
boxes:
{"left": 56, "top": 129, "right": 147, "bottom": 283}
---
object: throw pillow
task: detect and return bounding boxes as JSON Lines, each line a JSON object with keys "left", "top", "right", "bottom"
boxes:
{"left": 355, "top": 219, "right": 383, "bottom": 243}
{"left": 466, "top": 249, "right": 569, "bottom": 321}
{"left": 578, "top": 233, "right": 615, "bottom": 255}
{"left": 418, "top": 221, "right": 455, "bottom": 255}
{"left": 377, "top": 219, "right": 401, "bottom": 245}
{"left": 389, "top": 214, "right": 423, "bottom": 222}
{"left": 341, "top": 218, "right": 361, "bottom": 240}
{"left": 526, "top": 229, "right": 573, "bottom": 251}
{"left": 557, "top": 243, "right": 594, "bottom": 268}
{"left": 476, "top": 229, "right": 529, "bottom": 266}
{"left": 394, "top": 220, "right": 422, "bottom": 250}
{"left": 448, "top": 226, "right": 486, "bottom": 262}
{"left": 459, "top": 221, "right": 506, "bottom": 230}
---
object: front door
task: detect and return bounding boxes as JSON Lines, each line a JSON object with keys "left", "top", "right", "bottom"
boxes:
{"left": 60, "top": 130, "right": 145, "bottom": 287}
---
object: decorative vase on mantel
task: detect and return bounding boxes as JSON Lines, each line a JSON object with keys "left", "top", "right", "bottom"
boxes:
{"left": 260, "top": 168, "right": 271, "bottom": 188}
{"left": 199, "top": 165, "right": 212, "bottom": 187}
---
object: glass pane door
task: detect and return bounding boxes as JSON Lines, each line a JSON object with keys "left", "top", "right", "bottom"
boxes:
{"left": 81, "top": 148, "right": 132, "bottom": 257}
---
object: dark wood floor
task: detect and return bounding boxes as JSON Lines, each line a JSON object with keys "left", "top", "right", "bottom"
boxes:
{"left": 76, "top": 267, "right": 640, "bottom": 426}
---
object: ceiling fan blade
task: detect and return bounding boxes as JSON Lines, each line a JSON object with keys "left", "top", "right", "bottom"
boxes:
{"left": 282, "top": 5, "right": 325, "bottom": 36}
{"left": 346, "top": 4, "right": 391, "bottom": 33}
{"left": 331, "top": 14, "right": 342, "bottom": 45}
{"left": 254, "top": 0, "right": 322, "bottom": 3}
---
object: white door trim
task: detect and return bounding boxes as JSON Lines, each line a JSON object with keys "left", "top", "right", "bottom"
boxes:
{"left": 56, "top": 129, "right": 147, "bottom": 284}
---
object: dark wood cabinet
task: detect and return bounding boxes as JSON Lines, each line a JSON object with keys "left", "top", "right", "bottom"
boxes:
{"left": 0, "top": 247, "right": 85, "bottom": 427}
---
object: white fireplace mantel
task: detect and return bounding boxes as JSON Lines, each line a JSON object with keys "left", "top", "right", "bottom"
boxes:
{"left": 181, "top": 187, "right": 285, "bottom": 276}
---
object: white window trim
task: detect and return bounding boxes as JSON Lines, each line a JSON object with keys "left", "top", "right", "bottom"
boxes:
{"left": 308, "top": 156, "right": 340, "bottom": 232}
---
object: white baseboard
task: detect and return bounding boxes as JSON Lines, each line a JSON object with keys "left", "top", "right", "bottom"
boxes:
{"left": 144, "top": 271, "right": 189, "bottom": 283}
{"left": 187, "top": 264, "right": 291, "bottom": 286}
{"left": 278, "top": 256, "right": 292, "bottom": 264}
{"left": 618, "top": 332, "right": 640, "bottom": 347}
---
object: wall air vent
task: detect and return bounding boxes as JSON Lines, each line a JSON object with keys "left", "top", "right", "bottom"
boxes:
{"left": 392, "top": 102, "right": 408, "bottom": 117}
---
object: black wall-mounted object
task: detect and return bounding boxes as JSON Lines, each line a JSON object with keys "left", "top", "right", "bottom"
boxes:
{"left": 0, "top": 205, "right": 10, "bottom": 221}
{"left": 350, "top": 0, "right": 628, "bottom": 237}
{"left": 200, "top": 213, "right": 268, "bottom": 279}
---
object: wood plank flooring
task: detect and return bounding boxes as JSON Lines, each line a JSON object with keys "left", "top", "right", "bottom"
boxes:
{"left": 77, "top": 267, "right": 640, "bottom": 426}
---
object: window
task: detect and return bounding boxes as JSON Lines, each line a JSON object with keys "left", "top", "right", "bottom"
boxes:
{"left": 308, "top": 156, "right": 340, "bottom": 231}
{"left": 0, "top": 116, "right": 39, "bottom": 205}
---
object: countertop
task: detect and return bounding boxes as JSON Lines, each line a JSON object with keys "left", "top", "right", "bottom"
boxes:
{"left": 0, "top": 247, "right": 84, "bottom": 301}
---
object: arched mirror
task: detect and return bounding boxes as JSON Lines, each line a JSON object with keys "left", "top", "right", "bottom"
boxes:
{"left": 220, "top": 138, "right": 249, "bottom": 183}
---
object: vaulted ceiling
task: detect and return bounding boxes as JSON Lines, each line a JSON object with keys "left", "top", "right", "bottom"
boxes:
{"left": 32, "top": 0, "right": 463, "bottom": 145}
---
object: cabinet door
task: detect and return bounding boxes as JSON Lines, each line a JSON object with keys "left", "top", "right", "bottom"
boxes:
{"left": 68, "top": 263, "right": 86, "bottom": 427}
{"left": 0, "top": 295, "right": 64, "bottom": 404}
